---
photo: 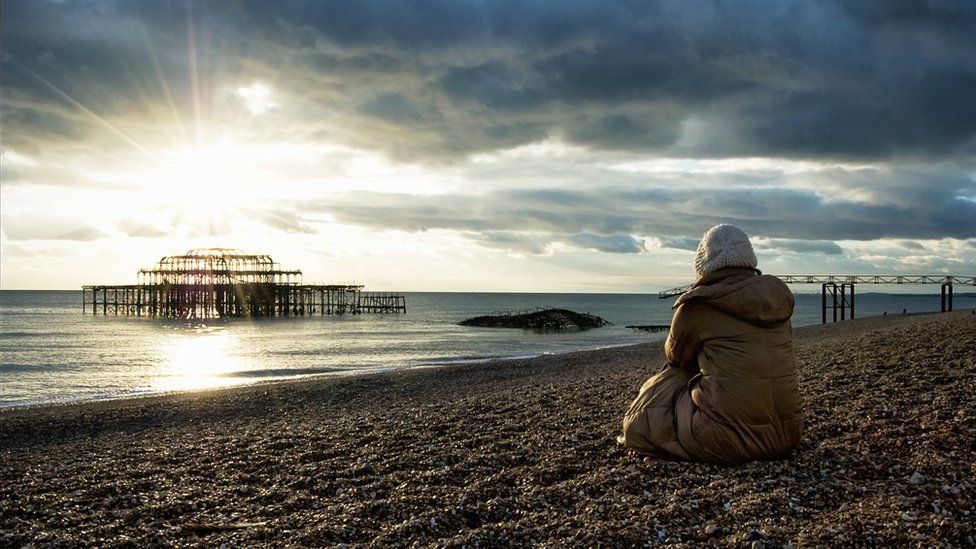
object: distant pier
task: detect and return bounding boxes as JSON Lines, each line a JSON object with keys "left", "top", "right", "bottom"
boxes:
{"left": 658, "top": 274, "right": 974, "bottom": 324}
{"left": 83, "top": 248, "right": 405, "bottom": 319}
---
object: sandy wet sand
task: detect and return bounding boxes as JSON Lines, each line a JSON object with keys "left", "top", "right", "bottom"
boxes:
{"left": 1, "top": 311, "right": 974, "bottom": 547}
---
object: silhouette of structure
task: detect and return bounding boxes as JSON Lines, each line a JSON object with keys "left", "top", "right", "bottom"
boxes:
{"left": 83, "top": 248, "right": 405, "bottom": 318}
{"left": 658, "top": 274, "right": 974, "bottom": 324}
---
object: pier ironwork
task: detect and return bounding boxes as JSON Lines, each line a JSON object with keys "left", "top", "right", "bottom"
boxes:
{"left": 657, "top": 274, "right": 974, "bottom": 324}
{"left": 83, "top": 248, "right": 406, "bottom": 319}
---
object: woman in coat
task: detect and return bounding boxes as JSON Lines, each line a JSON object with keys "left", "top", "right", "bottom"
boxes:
{"left": 622, "top": 224, "right": 803, "bottom": 464}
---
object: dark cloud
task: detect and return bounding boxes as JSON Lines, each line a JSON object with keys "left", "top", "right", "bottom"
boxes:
{"left": 440, "top": 62, "right": 544, "bottom": 110}
{"left": 467, "top": 231, "right": 644, "bottom": 255}
{"left": 659, "top": 236, "right": 700, "bottom": 251}
{"left": 896, "top": 240, "right": 926, "bottom": 251}
{"left": 757, "top": 239, "right": 844, "bottom": 255}
{"left": 314, "top": 166, "right": 976, "bottom": 254}
{"left": 0, "top": 104, "right": 85, "bottom": 150}
{"left": 566, "top": 233, "right": 644, "bottom": 254}
{"left": 562, "top": 112, "right": 681, "bottom": 150}
{"left": 2, "top": 215, "right": 106, "bottom": 241}
{"left": 3, "top": 0, "right": 975, "bottom": 161}
{"left": 359, "top": 93, "right": 426, "bottom": 124}
{"left": 467, "top": 232, "right": 549, "bottom": 255}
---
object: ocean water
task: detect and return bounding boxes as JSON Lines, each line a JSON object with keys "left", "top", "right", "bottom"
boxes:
{"left": 1, "top": 289, "right": 972, "bottom": 407}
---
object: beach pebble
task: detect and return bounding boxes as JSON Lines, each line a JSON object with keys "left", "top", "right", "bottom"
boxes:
{"left": 741, "top": 530, "right": 761, "bottom": 541}
{"left": 2, "top": 312, "right": 974, "bottom": 547}
{"left": 908, "top": 471, "right": 925, "bottom": 485}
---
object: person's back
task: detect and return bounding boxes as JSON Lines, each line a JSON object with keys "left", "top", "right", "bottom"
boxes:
{"left": 622, "top": 224, "right": 803, "bottom": 464}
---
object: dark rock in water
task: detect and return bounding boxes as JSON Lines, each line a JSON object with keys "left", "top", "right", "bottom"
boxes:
{"left": 459, "top": 308, "right": 611, "bottom": 331}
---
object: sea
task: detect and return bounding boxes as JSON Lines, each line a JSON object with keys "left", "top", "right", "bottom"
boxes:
{"left": 1, "top": 290, "right": 972, "bottom": 407}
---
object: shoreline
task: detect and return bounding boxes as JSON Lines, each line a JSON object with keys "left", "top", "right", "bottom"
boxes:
{"left": 2, "top": 311, "right": 974, "bottom": 546}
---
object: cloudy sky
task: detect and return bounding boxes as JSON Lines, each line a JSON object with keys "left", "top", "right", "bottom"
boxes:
{"left": 2, "top": 0, "right": 974, "bottom": 291}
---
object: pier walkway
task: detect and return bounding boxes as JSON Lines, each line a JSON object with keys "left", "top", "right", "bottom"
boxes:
{"left": 658, "top": 275, "right": 974, "bottom": 324}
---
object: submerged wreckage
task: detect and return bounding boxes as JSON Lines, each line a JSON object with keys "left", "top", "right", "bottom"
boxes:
{"left": 460, "top": 308, "right": 610, "bottom": 331}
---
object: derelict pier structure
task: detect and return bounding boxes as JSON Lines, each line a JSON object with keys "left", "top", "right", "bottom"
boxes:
{"left": 83, "top": 248, "right": 406, "bottom": 319}
{"left": 659, "top": 274, "right": 974, "bottom": 324}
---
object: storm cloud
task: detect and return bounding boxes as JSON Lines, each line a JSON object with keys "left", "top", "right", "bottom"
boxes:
{"left": 4, "top": 0, "right": 975, "bottom": 160}
{"left": 2, "top": 1, "right": 975, "bottom": 284}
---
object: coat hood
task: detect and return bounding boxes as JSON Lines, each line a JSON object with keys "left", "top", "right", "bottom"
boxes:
{"left": 673, "top": 268, "right": 794, "bottom": 327}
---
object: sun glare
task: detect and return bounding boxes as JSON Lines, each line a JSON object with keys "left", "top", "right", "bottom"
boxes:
{"left": 155, "top": 329, "right": 249, "bottom": 392}
{"left": 143, "top": 144, "right": 256, "bottom": 231}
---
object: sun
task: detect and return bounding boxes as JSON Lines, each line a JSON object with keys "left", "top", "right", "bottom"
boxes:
{"left": 144, "top": 143, "right": 256, "bottom": 232}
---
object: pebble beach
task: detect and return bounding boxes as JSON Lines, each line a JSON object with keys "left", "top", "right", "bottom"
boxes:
{"left": 1, "top": 310, "right": 974, "bottom": 547}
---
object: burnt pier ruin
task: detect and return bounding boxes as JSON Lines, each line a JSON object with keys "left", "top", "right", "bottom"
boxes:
{"left": 83, "top": 248, "right": 406, "bottom": 319}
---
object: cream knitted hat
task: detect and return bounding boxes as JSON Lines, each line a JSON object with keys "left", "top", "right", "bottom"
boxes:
{"left": 693, "top": 224, "right": 758, "bottom": 278}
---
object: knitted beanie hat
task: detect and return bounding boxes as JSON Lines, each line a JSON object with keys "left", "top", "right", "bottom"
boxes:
{"left": 693, "top": 224, "right": 758, "bottom": 278}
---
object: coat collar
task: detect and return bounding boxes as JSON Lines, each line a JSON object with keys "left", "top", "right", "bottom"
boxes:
{"left": 674, "top": 267, "right": 762, "bottom": 309}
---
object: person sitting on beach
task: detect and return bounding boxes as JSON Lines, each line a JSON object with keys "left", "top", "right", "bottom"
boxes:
{"left": 621, "top": 224, "right": 803, "bottom": 464}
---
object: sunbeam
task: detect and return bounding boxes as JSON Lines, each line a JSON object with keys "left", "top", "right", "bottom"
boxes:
{"left": 185, "top": 0, "right": 204, "bottom": 148}
{"left": 17, "top": 64, "right": 163, "bottom": 165}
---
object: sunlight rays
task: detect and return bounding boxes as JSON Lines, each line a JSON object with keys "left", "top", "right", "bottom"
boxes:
{"left": 17, "top": 64, "right": 163, "bottom": 165}
{"left": 186, "top": 0, "right": 204, "bottom": 148}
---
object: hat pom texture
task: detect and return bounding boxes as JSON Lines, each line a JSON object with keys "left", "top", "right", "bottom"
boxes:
{"left": 694, "top": 224, "right": 758, "bottom": 278}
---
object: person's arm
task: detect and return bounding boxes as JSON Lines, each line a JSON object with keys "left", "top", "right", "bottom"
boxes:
{"left": 664, "top": 303, "right": 703, "bottom": 371}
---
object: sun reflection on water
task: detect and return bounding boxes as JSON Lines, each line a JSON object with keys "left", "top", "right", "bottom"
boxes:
{"left": 155, "top": 327, "right": 250, "bottom": 392}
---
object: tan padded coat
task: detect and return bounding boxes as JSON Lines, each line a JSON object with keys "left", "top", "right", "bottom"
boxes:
{"left": 622, "top": 267, "right": 803, "bottom": 464}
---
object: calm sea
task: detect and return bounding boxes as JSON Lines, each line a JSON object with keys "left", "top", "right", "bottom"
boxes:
{"left": 1, "top": 290, "right": 971, "bottom": 407}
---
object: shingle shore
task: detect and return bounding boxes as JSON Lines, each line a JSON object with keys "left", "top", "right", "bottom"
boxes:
{"left": 2, "top": 311, "right": 974, "bottom": 547}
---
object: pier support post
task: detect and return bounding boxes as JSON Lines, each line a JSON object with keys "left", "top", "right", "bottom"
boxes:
{"left": 941, "top": 283, "right": 953, "bottom": 312}
{"left": 822, "top": 283, "right": 855, "bottom": 323}
{"left": 821, "top": 283, "right": 827, "bottom": 324}
{"left": 842, "top": 283, "right": 854, "bottom": 320}
{"left": 849, "top": 283, "right": 855, "bottom": 320}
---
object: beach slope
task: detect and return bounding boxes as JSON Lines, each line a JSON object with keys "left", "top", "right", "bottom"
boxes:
{"left": 2, "top": 311, "right": 974, "bottom": 546}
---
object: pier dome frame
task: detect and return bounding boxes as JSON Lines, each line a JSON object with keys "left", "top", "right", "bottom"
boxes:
{"left": 138, "top": 248, "right": 301, "bottom": 286}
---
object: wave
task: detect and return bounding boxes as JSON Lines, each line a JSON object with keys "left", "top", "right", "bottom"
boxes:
{"left": 214, "top": 366, "right": 351, "bottom": 378}
{"left": 0, "top": 363, "right": 64, "bottom": 373}
{"left": 0, "top": 331, "right": 76, "bottom": 338}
